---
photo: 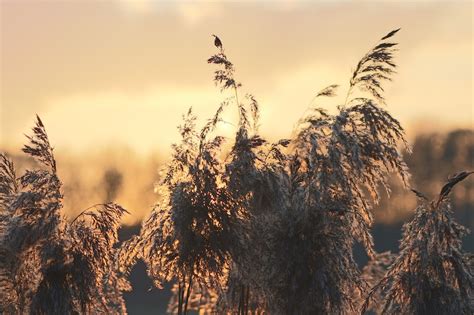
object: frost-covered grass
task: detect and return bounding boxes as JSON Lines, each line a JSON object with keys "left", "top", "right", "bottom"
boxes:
{"left": 0, "top": 117, "right": 130, "bottom": 314}
{"left": 1, "top": 29, "right": 472, "bottom": 315}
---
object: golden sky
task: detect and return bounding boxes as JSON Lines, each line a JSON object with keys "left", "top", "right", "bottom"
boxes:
{"left": 1, "top": 0, "right": 473, "bottom": 156}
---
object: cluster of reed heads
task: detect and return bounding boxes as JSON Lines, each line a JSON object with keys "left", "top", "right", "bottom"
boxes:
{"left": 0, "top": 29, "right": 472, "bottom": 315}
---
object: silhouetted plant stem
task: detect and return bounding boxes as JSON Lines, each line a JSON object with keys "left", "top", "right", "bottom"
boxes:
{"left": 238, "top": 284, "right": 245, "bottom": 315}
{"left": 177, "top": 282, "right": 183, "bottom": 315}
{"left": 234, "top": 85, "right": 241, "bottom": 124}
{"left": 244, "top": 286, "right": 250, "bottom": 315}
{"left": 183, "top": 273, "right": 193, "bottom": 314}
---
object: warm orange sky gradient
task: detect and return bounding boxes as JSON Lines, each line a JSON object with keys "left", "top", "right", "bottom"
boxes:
{"left": 1, "top": 0, "right": 473, "bottom": 156}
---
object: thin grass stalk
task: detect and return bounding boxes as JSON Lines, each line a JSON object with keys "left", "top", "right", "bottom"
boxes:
{"left": 184, "top": 273, "right": 193, "bottom": 314}
{"left": 178, "top": 282, "right": 183, "bottom": 315}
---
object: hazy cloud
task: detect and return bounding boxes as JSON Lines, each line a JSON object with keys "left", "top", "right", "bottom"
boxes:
{"left": 1, "top": 0, "right": 472, "bottom": 152}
